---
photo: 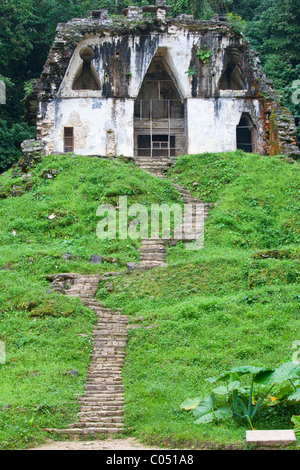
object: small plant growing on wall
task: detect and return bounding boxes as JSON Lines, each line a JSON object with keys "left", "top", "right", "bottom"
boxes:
{"left": 185, "top": 66, "right": 197, "bottom": 78}
{"left": 196, "top": 46, "right": 213, "bottom": 64}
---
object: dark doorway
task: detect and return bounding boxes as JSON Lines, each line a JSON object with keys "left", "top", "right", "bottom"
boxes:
{"left": 137, "top": 134, "right": 176, "bottom": 157}
{"left": 236, "top": 114, "right": 254, "bottom": 152}
{"left": 64, "top": 127, "right": 74, "bottom": 152}
{"left": 134, "top": 52, "right": 186, "bottom": 158}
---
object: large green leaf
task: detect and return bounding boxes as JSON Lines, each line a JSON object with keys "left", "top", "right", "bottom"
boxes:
{"left": 180, "top": 397, "right": 202, "bottom": 410}
{"left": 193, "top": 406, "right": 233, "bottom": 424}
{"left": 212, "top": 381, "right": 241, "bottom": 395}
{"left": 229, "top": 365, "right": 270, "bottom": 376}
{"left": 206, "top": 365, "right": 269, "bottom": 383}
{"left": 286, "top": 388, "right": 300, "bottom": 402}
{"left": 292, "top": 416, "right": 300, "bottom": 441}
{"left": 192, "top": 394, "right": 215, "bottom": 418}
{"left": 255, "top": 362, "right": 300, "bottom": 385}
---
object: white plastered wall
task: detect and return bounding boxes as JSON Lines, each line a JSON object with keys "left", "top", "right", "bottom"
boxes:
{"left": 53, "top": 98, "right": 134, "bottom": 156}
{"left": 187, "top": 97, "right": 262, "bottom": 154}
{"left": 46, "top": 28, "right": 261, "bottom": 156}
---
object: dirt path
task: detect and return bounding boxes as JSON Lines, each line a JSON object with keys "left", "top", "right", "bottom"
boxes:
{"left": 30, "top": 437, "right": 164, "bottom": 450}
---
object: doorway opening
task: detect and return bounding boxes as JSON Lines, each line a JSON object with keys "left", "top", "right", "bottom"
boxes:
{"left": 236, "top": 114, "right": 254, "bottom": 152}
{"left": 64, "top": 127, "right": 74, "bottom": 152}
{"left": 134, "top": 52, "right": 186, "bottom": 159}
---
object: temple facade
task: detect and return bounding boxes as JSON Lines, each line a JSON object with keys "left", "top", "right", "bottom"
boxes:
{"left": 30, "top": 3, "right": 299, "bottom": 160}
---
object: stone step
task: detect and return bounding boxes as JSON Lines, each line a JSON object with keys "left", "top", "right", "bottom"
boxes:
{"left": 87, "top": 361, "right": 124, "bottom": 367}
{"left": 95, "top": 322, "right": 128, "bottom": 328}
{"left": 87, "top": 370, "right": 123, "bottom": 376}
{"left": 52, "top": 427, "right": 125, "bottom": 435}
{"left": 87, "top": 368, "right": 124, "bottom": 374}
{"left": 89, "top": 356, "right": 125, "bottom": 363}
{"left": 93, "top": 322, "right": 127, "bottom": 328}
{"left": 140, "top": 238, "right": 167, "bottom": 244}
{"left": 86, "top": 379, "right": 124, "bottom": 385}
{"left": 91, "top": 335, "right": 127, "bottom": 341}
{"left": 78, "top": 415, "right": 124, "bottom": 424}
{"left": 92, "top": 339, "right": 127, "bottom": 345}
{"left": 86, "top": 374, "right": 123, "bottom": 385}
{"left": 140, "top": 253, "right": 166, "bottom": 260}
{"left": 94, "top": 316, "right": 128, "bottom": 322}
{"left": 80, "top": 405, "right": 124, "bottom": 411}
{"left": 90, "top": 343, "right": 127, "bottom": 348}
{"left": 89, "top": 355, "right": 126, "bottom": 360}
{"left": 96, "top": 307, "right": 122, "bottom": 312}
{"left": 87, "top": 371, "right": 124, "bottom": 376}
{"left": 92, "top": 333, "right": 128, "bottom": 339}
{"left": 72, "top": 421, "right": 124, "bottom": 428}
{"left": 78, "top": 397, "right": 125, "bottom": 403}
{"left": 139, "top": 246, "right": 166, "bottom": 252}
{"left": 93, "top": 332, "right": 128, "bottom": 338}
{"left": 78, "top": 399, "right": 125, "bottom": 406}
{"left": 94, "top": 325, "right": 128, "bottom": 331}
{"left": 77, "top": 404, "right": 125, "bottom": 410}
{"left": 88, "top": 362, "right": 124, "bottom": 367}
{"left": 139, "top": 242, "right": 166, "bottom": 246}
{"left": 78, "top": 395, "right": 125, "bottom": 401}
{"left": 90, "top": 353, "right": 124, "bottom": 358}
{"left": 93, "top": 326, "right": 128, "bottom": 331}
{"left": 84, "top": 384, "right": 125, "bottom": 391}
{"left": 81, "top": 390, "right": 125, "bottom": 396}
{"left": 78, "top": 410, "right": 124, "bottom": 418}
{"left": 139, "top": 258, "right": 167, "bottom": 263}
{"left": 136, "top": 161, "right": 168, "bottom": 165}
{"left": 90, "top": 345, "right": 126, "bottom": 351}
{"left": 87, "top": 369, "right": 124, "bottom": 374}
{"left": 86, "top": 378, "right": 123, "bottom": 384}
{"left": 135, "top": 162, "right": 170, "bottom": 166}
{"left": 78, "top": 413, "right": 125, "bottom": 421}
{"left": 139, "top": 261, "right": 167, "bottom": 267}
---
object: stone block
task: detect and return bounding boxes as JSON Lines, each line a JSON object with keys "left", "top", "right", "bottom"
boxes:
{"left": 246, "top": 430, "right": 297, "bottom": 448}
{"left": 21, "top": 139, "right": 44, "bottom": 153}
{"left": 89, "top": 254, "right": 103, "bottom": 264}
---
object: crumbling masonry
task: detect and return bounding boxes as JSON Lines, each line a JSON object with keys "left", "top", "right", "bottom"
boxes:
{"left": 27, "top": 3, "right": 299, "bottom": 160}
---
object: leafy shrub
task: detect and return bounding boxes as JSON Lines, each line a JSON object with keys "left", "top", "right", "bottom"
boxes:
{"left": 0, "top": 120, "right": 35, "bottom": 172}
{"left": 181, "top": 362, "right": 300, "bottom": 429}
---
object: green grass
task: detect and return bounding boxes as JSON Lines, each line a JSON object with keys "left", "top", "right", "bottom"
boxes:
{"left": 96, "top": 151, "right": 300, "bottom": 448}
{"left": 0, "top": 154, "right": 181, "bottom": 449}
{"left": 0, "top": 151, "right": 299, "bottom": 449}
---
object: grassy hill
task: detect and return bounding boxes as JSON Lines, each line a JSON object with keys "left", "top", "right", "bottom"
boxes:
{"left": 0, "top": 151, "right": 299, "bottom": 449}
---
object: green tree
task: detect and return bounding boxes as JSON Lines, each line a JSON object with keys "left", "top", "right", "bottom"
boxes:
{"left": 244, "top": 0, "right": 300, "bottom": 141}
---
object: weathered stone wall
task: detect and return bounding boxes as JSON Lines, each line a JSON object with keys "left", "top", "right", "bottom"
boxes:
{"left": 33, "top": 8, "right": 298, "bottom": 158}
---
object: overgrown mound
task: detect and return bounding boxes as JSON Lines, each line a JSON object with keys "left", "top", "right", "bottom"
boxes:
{"left": 0, "top": 151, "right": 299, "bottom": 449}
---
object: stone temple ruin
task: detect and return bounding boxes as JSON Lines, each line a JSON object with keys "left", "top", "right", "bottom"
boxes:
{"left": 27, "top": 2, "right": 299, "bottom": 161}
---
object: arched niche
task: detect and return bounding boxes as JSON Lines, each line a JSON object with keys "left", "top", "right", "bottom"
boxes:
{"left": 72, "top": 46, "right": 101, "bottom": 91}
{"left": 134, "top": 50, "right": 186, "bottom": 159}
{"left": 219, "top": 48, "right": 247, "bottom": 91}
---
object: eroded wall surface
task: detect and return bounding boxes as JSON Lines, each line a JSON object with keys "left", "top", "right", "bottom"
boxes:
{"left": 33, "top": 12, "right": 298, "bottom": 158}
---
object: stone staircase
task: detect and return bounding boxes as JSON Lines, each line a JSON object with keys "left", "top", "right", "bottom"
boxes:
{"left": 173, "top": 183, "right": 212, "bottom": 243}
{"left": 45, "top": 274, "right": 129, "bottom": 437}
{"left": 138, "top": 238, "right": 168, "bottom": 268}
{"left": 134, "top": 160, "right": 213, "bottom": 261}
{"left": 43, "top": 156, "right": 213, "bottom": 439}
{"left": 134, "top": 155, "right": 176, "bottom": 177}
